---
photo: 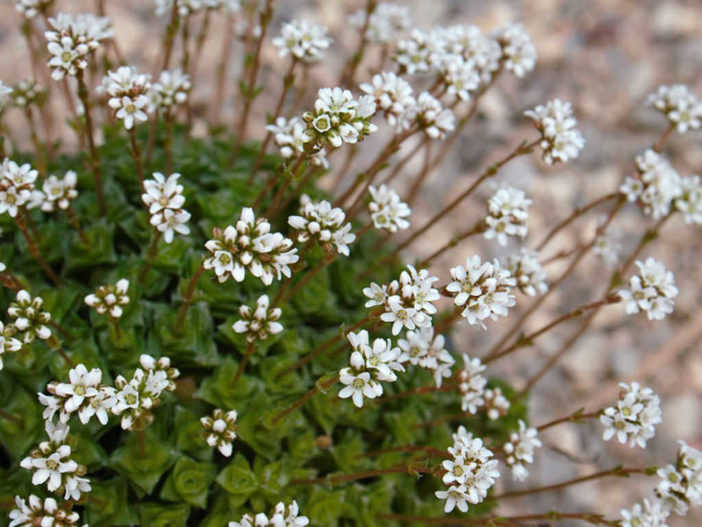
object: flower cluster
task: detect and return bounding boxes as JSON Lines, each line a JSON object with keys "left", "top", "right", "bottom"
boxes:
{"left": 458, "top": 355, "right": 488, "bottom": 414}
{"left": 619, "top": 258, "right": 678, "bottom": 321}
{"left": 0, "top": 320, "right": 22, "bottom": 371}
{"left": 149, "top": 68, "right": 191, "bottom": 111}
{"left": 646, "top": 84, "right": 702, "bottom": 134}
{"left": 104, "top": 66, "right": 152, "bottom": 129}
{"left": 155, "top": 0, "right": 204, "bottom": 17}
{"left": 655, "top": 441, "right": 702, "bottom": 516}
{"left": 201, "top": 408, "right": 238, "bottom": 457}
{"left": 621, "top": 149, "right": 682, "bottom": 219}
{"left": 301, "top": 87, "right": 377, "bottom": 148}
{"left": 600, "top": 382, "right": 662, "bottom": 448}
{"left": 112, "top": 354, "right": 179, "bottom": 430}
{"left": 45, "top": 12, "right": 112, "bottom": 80}
{"left": 436, "top": 426, "right": 499, "bottom": 513}
{"left": 360, "top": 72, "right": 416, "bottom": 130}
{"left": 349, "top": 2, "right": 412, "bottom": 44}
{"left": 40, "top": 364, "right": 116, "bottom": 425}
{"left": 272, "top": 19, "right": 332, "bottom": 62}
{"left": 41, "top": 170, "right": 78, "bottom": 212}
{"left": 338, "top": 330, "right": 404, "bottom": 408}
{"left": 483, "top": 185, "right": 532, "bottom": 246}
{"left": 492, "top": 23, "right": 537, "bottom": 77}
{"left": 446, "top": 255, "right": 517, "bottom": 328}
{"left": 228, "top": 500, "right": 309, "bottom": 527}
{"left": 84, "top": 278, "right": 130, "bottom": 321}
{"left": 367, "top": 184, "right": 411, "bottom": 232}
{"left": 0, "top": 158, "right": 42, "bottom": 217}
{"left": 204, "top": 207, "right": 299, "bottom": 285}
{"left": 288, "top": 195, "right": 355, "bottom": 256}
{"left": 266, "top": 116, "right": 329, "bottom": 167}
{"left": 675, "top": 174, "right": 702, "bottom": 225}
{"left": 364, "top": 265, "right": 440, "bottom": 335}
{"left": 19, "top": 421, "right": 90, "bottom": 501}
{"left": 141, "top": 172, "right": 191, "bottom": 243}
{"left": 14, "top": 0, "right": 54, "bottom": 19}
{"left": 593, "top": 227, "right": 622, "bottom": 266}
{"left": 398, "top": 327, "right": 454, "bottom": 387}
{"left": 9, "top": 495, "right": 81, "bottom": 527}
{"left": 507, "top": 248, "right": 548, "bottom": 296}
{"left": 232, "top": 294, "right": 283, "bottom": 343}
{"left": 0, "top": 80, "right": 12, "bottom": 113}
{"left": 484, "top": 387, "right": 511, "bottom": 420}
{"left": 7, "top": 289, "right": 51, "bottom": 344}
{"left": 524, "top": 99, "right": 585, "bottom": 164}
{"left": 619, "top": 498, "right": 670, "bottom": 527}
{"left": 413, "top": 92, "right": 455, "bottom": 139}
{"left": 502, "top": 420, "right": 542, "bottom": 481}
{"left": 10, "top": 79, "right": 47, "bottom": 108}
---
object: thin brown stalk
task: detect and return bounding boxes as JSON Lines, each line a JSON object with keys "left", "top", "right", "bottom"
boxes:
{"left": 264, "top": 151, "right": 308, "bottom": 217}
{"left": 128, "top": 129, "right": 145, "bottom": 189}
{"left": 164, "top": 109, "right": 174, "bottom": 176}
{"left": 209, "top": 15, "right": 235, "bottom": 123}
{"left": 380, "top": 139, "right": 425, "bottom": 186}
{"left": 23, "top": 106, "right": 46, "bottom": 176}
{"left": 404, "top": 138, "right": 432, "bottom": 206}
{"left": 190, "top": 10, "right": 211, "bottom": 79}
{"left": 139, "top": 230, "right": 162, "bottom": 284}
{"left": 271, "top": 374, "right": 339, "bottom": 424}
{"left": 536, "top": 408, "right": 601, "bottom": 432}
{"left": 16, "top": 212, "right": 62, "bottom": 287}
{"left": 65, "top": 205, "right": 89, "bottom": 245}
{"left": 377, "top": 512, "right": 618, "bottom": 526}
{"left": 174, "top": 263, "right": 205, "bottom": 335}
{"left": 417, "top": 220, "right": 486, "bottom": 268}
{"left": 379, "top": 383, "right": 457, "bottom": 404}
{"left": 232, "top": 341, "right": 256, "bottom": 387}
{"left": 76, "top": 72, "right": 106, "bottom": 215}
{"left": 280, "top": 252, "right": 336, "bottom": 304}
{"left": 360, "top": 445, "right": 450, "bottom": 459}
{"left": 338, "top": 0, "right": 377, "bottom": 87}
{"left": 291, "top": 462, "right": 438, "bottom": 487}
{"left": 48, "top": 336, "right": 73, "bottom": 366}
{"left": 0, "top": 407, "right": 23, "bottom": 426}
{"left": 158, "top": 2, "right": 180, "bottom": 73}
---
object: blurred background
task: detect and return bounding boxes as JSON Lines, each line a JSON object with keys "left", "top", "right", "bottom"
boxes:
{"left": 1, "top": 0, "right": 700, "bottom": 524}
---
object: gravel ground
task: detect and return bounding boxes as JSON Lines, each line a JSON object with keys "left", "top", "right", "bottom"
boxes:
{"left": 1, "top": 0, "right": 700, "bottom": 525}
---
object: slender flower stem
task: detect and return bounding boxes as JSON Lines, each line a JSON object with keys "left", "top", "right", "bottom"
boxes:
{"left": 50, "top": 320, "right": 76, "bottom": 343}
{"left": 536, "top": 192, "right": 620, "bottom": 251}
{"left": 271, "top": 374, "right": 339, "bottom": 424}
{"left": 360, "top": 445, "right": 450, "bottom": 459}
{"left": 22, "top": 106, "right": 46, "bottom": 177}
{"left": 164, "top": 109, "right": 174, "bottom": 176}
{"left": 179, "top": 15, "right": 192, "bottom": 128}
{"left": 231, "top": 0, "right": 274, "bottom": 158}
{"left": 404, "top": 138, "right": 432, "bottom": 206}
{"left": 491, "top": 467, "right": 650, "bottom": 500}
{"left": 190, "top": 10, "right": 211, "bottom": 79}
{"left": 0, "top": 408, "right": 23, "bottom": 426}
{"left": 338, "top": 0, "right": 377, "bottom": 87}
{"left": 652, "top": 123, "right": 675, "bottom": 153}
{"left": 232, "top": 341, "right": 256, "bottom": 387}
{"left": 483, "top": 294, "right": 621, "bottom": 364}
{"left": 65, "top": 205, "right": 89, "bottom": 244}
{"left": 128, "top": 129, "right": 145, "bottom": 189}
{"left": 417, "top": 220, "right": 486, "bottom": 268}
{"left": 209, "top": 15, "right": 235, "bottom": 124}
{"left": 278, "top": 167, "right": 325, "bottom": 213}
{"left": 264, "top": 150, "right": 308, "bottom": 217}
{"left": 378, "top": 383, "right": 457, "bottom": 404}
{"left": 536, "top": 408, "right": 601, "bottom": 432}
{"left": 281, "top": 252, "right": 336, "bottom": 304}
{"left": 291, "top": 462, "right": 438, "bottom": 487}
{"left": 277, "top": 313, "right": 377, "bottom": 379}
{"left": 15, "top": 212, "right": 62, "bottom": 287}
{"left": 377, "top": 512, "right": 618, "bottom": 526}
{"left": 174, "top": 263, "right": 205, "bottom": 335}
{"left": 329, "top": 144, "right": 358, "bottom": 193}
{"left": 48, "top": 335, "right": 73, "bottom": 367}
{"left": 247, "top": 58, "right": 297, "bottom": 183}
{"left": 75, "top": 71, "right": 106, "bottom": 216}
{"left": 139, "top": 230, "right": 162, "bottom": 284}
{"left": 386, "top": 139, "right": 537, "bottom": 261}
{"left": 158, "top": 2, "right": 180, "bottom": 73}
{"left": 380, "top": 139, "right": 424, "bottom": 186}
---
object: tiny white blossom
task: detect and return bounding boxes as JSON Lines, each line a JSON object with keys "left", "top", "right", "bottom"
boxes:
{"left": 621, "top": 150, "right": 682, "bottom": 219}
{"left": 458, "top": 354, "right": 487, "bottom": 414}
{"left": 655, "top": 441, "right": 702, "bottom": 516}
{"left": 411, "top": 92, "right": 455, "bottom": 139}
{"left": 507, "top": 248, "right": 547, "bottom": 296}
{"left": 398, "top": 327, "right": 454, "bottom": 387}
{"left": 9, "top": 494, "right": 82, "bottom": 527}
{"left": 45, "top": 13, "right": 112, "bottom": 80}
{"left": 85, "top": 279, "right": 130, "bottom": 320}
{"left": 0, "top": 320, "right": 22, "bottom": 371}
{"left": 104, "top": 66, "right": 151, "bottom": 129}
{"left": 492, "top": 23, "right": 537, "bottom": 77}
{"left": 232, "top": 295, "right": 283, "bottom": 343}
{"left": 368, "top": 184, "right": 411, "bottom": 232}
{"left": 41, "top": 171, "right": 78, "bottom": 212}
{"left": 600, "top": 382, "right": 662, "bottom": 448}
{"left": 484, "top": 186, "right": 532, "bottom": 246}
{"left": 525, "top": 99, "right": 585, "bottom": 164}
{"left": 272, "top": 19, "right": 332, "bottom": 62}
{"left": 7, "top": 289, "right": 52, "bottom": 344}
{"left": 620, "top": 498, "right": 670, "bottom": 527}
{"left": 288, "top": 195, "right": 355, "bottom": 256}
{"left": 619, "top": 258, "right": 678, "bottom": 321}
{"left": 201, "top": 408, "right": 238, "bottom": 457}
{"left": 349, "top": 2, "right": 411, "bottom": 43}
{"left": 149, "top": 68, "right": 191, "bottom": 111}
{"left": 360, "top": 72, "right": 416, "bottom": 130}
{"left": 484, "top": 387, "right": 510, "bottom": 420}
{"left": 646, "top": 84, "right": 702, "bottom": 134}
{"left": 502, "top": 420, "right": 542, "bottom": 481}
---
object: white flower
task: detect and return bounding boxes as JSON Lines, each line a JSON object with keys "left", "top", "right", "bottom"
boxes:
{"left": 436, "top": 426, "right": 499, "bottom": 512}
{"left": 484, "top": 186, "right": 532, "bottom": 246}
{"left": 368, "top": 184, "right": 411, "bottom": 232}
{"left": 41, "top": 170, "right": 78, "bottom": 212}
{"left": 621, "top": 150, "right": 682, "bottom": 219}
{"left": 0, "top": 158, "right": 40, "bottom": 217}
{"left": 301, "top": 87, "right": 377, "bottom": 148}
{"left": 232, "top": 295, "right": 283, "bottom": 343}
{"left": 272, "top": 19, "right": 332, "bottom": 62}
{"left": 349, "top": 2, "right": 411, "bottom": 43}
{"left": 104, "top": 66, "right": 151, "bottom": 129}
{"left": 142, "top": 172, "right": 191, "bottom": 243}
{"left": 204, "top": 208, "right": 299, "bottom": 285}
{"left": 441, "top": 55, "right": 481, "bottom": 101}
{"left": 288, "top": 196, "right": 355, "bottom": 256}
{"left": 149, "top": 68, "right": 191, "bottom": 111}
{"left": 201, "top": 408, "right": 238, "bottom": 457}
{"left": 152, "top": 208, "right": 191, "bottom": 243}
{"left": 229, "top": 501, "right": 309, "bottom": 527}
{"left": 620, "top": 498, "right": 670, "bottom": 527}
{"left": 525, "top": 99, "right": 585, "bottom": 164}
{"left": 266, "top": 116, "right": 330, "bottom": 167}
{"left": 492, "top": 23, "right": 537, "bottom": 77}
{"left": 675, "top": 175, "right": 702, "bottom": 225}
{"left": 446, "top": 255, "right": 517, "bottom": 329}
{"left": 458, "top": 355, "right": 487, "bottom": 413}
{"left": 412, "top": 92, "right": 455, "bottom": 139}
{"left": 85, "top": 278, "right": 130, "bottom": 320}
{"left": 398, "top": 327, "right": 454, "bottom": 386}
{"left": 593, "top": 228, "right": 621, "bottom": 266}
{"left": 155, "top": 0, "right": 204, "bottom": 17}
{"left": 7, "top": 289, "right": 51, "bottom": 343}
{"left": 484, "top": 387, "right": 510, "bottom": 420}
{"left": 646, "top": 84, "right": 702, "bottom": 134}
{"left": 619, "top": 258, "right": 678, "bottom": 321}
{"left": 45, "top": 13, "right": 112, "bottom": 80}
{"left": 394, "top": 29, "right": 432, "bottom": 75}
{"left": 9, "top": 79, "right": 47, "bottom": 108}
{"left": 0, "top": 80, "right": 12, "bottom": 113}
{"left": 14, "top": 0, "right": 54, "bottom": 19}
{"left": 600, "top": 382, "right": 662, "bottom": 448}
{"left": 360, "top": 72, "right": 416, "bottom": 130}
{"left": 0, "top": 321, "right": 22, "bottom": 371}
{"left": 655, "top": 441, "right": 702, "bottom": 516}
{"left": 506, "top": 248, "right": 547, "bottom": 296}
{"left": 338, "top": 370, "right": 378, "bottom": 408}
{"left": 503, "top": 420, "right": 542, "bottom": 481}
{"left": 9, "top": 494, "right": 82, "bottom": 527}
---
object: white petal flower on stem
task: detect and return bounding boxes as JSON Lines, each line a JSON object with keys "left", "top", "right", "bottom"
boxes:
{"left": 458, "top": 354, "right": 487, "bottom": 413}
{"left": 646, "top": 84, "right": 702, "bottom": 134}
{"left": 41, "top": 170, "right": 78, "bottom": 212}
{"left": 524, "top": 99, "right": 585, "bottom": 164}
{"left": 349, "top": 2, "right": 411, "bottom": 43}
{"left": 45, "top": 13, "right": 112, "bottom": 80}
{"left": 484, "top": 186, "right": 532, "bottom": 246}
{"left": 360, "top": 72, "right": 416, "bottom": 130}
{"left": 621, "top": 150, "right": 682, "bottom": 219}
{"left": 506, "top": 248, "right": 547, "bottom": 296}
{"left": 272, "top": 19, "right": 332, "bottom": 62}
{"left": 368, "top": 184, "right": 411, "bottom": 232}
{"left": 201, "top": 408, "right": 238, "bottom": 457}
{"left": 492, "top": 23, "right": 537, "bottom": 78}
{"left": 502, "top": 420, "right": 542, "bottom": 481}
{"left": 103, "top": 66, "right": 152, "bottom": 129}
{"left": 600, "top": 381, "right": 662, "bottom": 448}
{"left": 7, "top": 289, "right": 52, "bottom": 344}
{"left": 9, "top": 494, "right": 82, "bottom": 527}
{"left": 655, "top": 440, "right": 702, "bottom": 516}
{"left": 288, "top": 196, "right": 355, "bottom": 256}
{"left": 232, "top": 295, "right": 283, "bottom": 343}
{"left": 412, "top": 92, "right": 455, "bottom": 139}
{"left": 149, "top": 68, "right": 191, "bottom": 111}
{"left": 85, "top": 279, "right": 130, "bottom": 320}
{"left": 675, "top": 175, "right": 702, "bottom": 225}
{"left": 619, "top": 258, "right": 678, "bottom": 321}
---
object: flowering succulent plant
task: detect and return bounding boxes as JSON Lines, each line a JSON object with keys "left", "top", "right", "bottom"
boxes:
{"left": 0, "top": 1, "right": 700, "bottom": 527}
